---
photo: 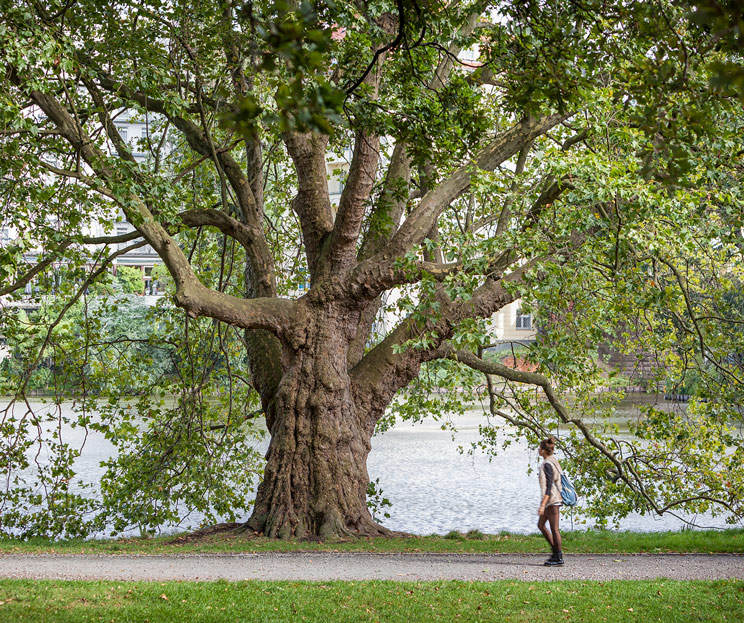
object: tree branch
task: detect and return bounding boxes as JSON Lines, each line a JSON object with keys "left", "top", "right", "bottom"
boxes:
{"left": 36, "top": 161, "right": 117, "bottom": 199}
{"left": 656, "top": 256, "right": 744, "bottom": 386}
{"left": 0, "top": 229, "right": 148, "bottom": 297}
{"left": 11, "top": 239, "right": 146, "bottom": 396}
{"left": 346, "top": 11, "right": 484, "bottom": 366}
{"left": 354, "top": 8, "right": 481, "bottom": 265}
{"left": 179, "top": 208, "right": 258, "bottom": 250}
{"left": 495, "top": 140, "right": 532, "bottom": 236}
{"left": 328, "top": 132, "right": 381, "bottom": 272}
{"left": 351, "top": 113, "right": 571, "bottom": 298}
{"left": 350, "top": 255, "right": 542, "bottom": 423}
{"left": 343, "top": 4, "right": 405, "bottom": 94}
{"left": 448, "top": 348, "right": 741, "bottom": 520}
{"left": 10, "top": 66, "right": 288, "bottom": 335}
{"left": 90, "top": 62, "right": 276, "bottom": 298}
{"left": 283, "top": 131, "right": 334, "bottom": 277}
{"left": 0, "top": 243, "right": 70, "bottom": 297}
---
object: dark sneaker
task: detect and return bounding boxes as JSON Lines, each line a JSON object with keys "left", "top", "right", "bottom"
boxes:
{"left": 544, "top": 553, "right": 564, "bottom": 566}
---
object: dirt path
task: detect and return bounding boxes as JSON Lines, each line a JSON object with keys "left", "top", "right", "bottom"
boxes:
{"left": 1, "top": 552, "right": 742, "bottom": 582}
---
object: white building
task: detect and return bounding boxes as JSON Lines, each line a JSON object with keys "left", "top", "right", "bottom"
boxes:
{"left": 488, "top": 300, "right": 536, "bottom": 344}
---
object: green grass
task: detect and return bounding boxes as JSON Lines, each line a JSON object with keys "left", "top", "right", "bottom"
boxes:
{"left": 0, "top": 579, "right": 741, "bottom": 622}
{"left": 1, "top": 528, "right": 742, "bottom": 555}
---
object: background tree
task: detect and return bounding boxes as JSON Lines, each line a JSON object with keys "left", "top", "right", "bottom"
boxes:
{"left": 0, "top": 0, "right": 742, "bottom": 538}
{"left": 116, "top": 266, "right": 145, "bottom": 295}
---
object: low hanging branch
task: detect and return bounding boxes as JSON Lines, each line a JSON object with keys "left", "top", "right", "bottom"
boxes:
{"left": 445, "top": 346, "right": 742, "bottom": 519}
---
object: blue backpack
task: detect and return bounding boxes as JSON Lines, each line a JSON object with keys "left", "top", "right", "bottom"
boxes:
{"left": 559, "top": 471, "right": 578, "bottom": 507}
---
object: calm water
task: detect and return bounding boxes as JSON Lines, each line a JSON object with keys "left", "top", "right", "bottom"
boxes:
{"left": 369, "top": 395, "right": 737, "bottom": 534}
{"left": 2, "top": 395, "right": 740, "bottom": 536}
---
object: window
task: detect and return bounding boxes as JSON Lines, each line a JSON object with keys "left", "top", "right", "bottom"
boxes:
{"left": 516, "top": 308, "right": 532, "bottom": 330}
{"left": 115, "top": 125, "right": 128, "bottom": 143}
{"left": 459, "top": 46, "right": 479, "bottom": 62}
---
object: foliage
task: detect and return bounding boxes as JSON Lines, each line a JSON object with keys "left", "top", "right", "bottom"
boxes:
{"left": 0, "top": 293, "right": 264, "bottom": 538}
{"left": 0, "top": 0, "right": 743, "bottom": 538}
{"left": 688, "top": 0, "right": 744, "bottom": 99}
{"left": 229, "top": 0, "right": 346, "bottom": 135}
{"left": 115, "top": 266, "right": 145, "bottom": 295}
{"left": 366, "top": 478, "right": 392, "bottom": 522}
{"left": 151, "top": 264, "right": 175, "bottom": 294}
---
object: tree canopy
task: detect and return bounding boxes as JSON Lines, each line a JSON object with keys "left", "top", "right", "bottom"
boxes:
{"left": 0, "top": 0, "right": 743, "bottom": 538}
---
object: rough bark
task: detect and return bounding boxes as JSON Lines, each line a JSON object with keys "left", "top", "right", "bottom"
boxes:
{"left": 245, "top": 301, "right": 389, "bottom": 538}
{"left": 350, "top": 113, "right": 571, "bottom": 299}
{"left": 347, "top": 143, "right": 411, "bottom": 369}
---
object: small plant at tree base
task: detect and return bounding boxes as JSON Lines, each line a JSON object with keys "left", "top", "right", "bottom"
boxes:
{"left": 366, "top": 479, "right": 392, "bottom": 523}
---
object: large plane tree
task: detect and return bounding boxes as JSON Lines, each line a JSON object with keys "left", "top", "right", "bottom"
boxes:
{"left": 1, "top": 0, "right": 743, "bottom": 538}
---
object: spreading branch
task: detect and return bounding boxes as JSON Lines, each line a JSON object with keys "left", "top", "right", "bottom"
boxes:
{"left": 9, "top": 65, "right": 287, "bottom": 336}
{"left": 327, "top": 131, "right": 381, "bottom": 272}
{"left": 448, "top": 348, "right": 741, "bottom": 519}
{"left": 179, "top": 208, "right": 258, "bottom": 250}
{"left": 283, "top": 131, "right": 335, "bottom": 276}
{"left": 351, "top": 113, "right": 571, "bottom": 297}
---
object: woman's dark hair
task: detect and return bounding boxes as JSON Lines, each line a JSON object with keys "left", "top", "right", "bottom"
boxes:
{"left": 539, "top": 436, "right": 556, "bottom": 455}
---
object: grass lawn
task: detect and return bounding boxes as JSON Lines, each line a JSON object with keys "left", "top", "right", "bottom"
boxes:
{"left": 1, "top": 528, "right": 742, "bottom": 555}
{"left": 0, "top": 578, "right": 741, "bottom": 622}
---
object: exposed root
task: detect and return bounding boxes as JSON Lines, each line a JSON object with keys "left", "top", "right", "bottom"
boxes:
{"left": 234, "top": 519, "right": 263, "bottom": 536}
{"left": 168, "top": 522, "right": 242, "bottom": 544}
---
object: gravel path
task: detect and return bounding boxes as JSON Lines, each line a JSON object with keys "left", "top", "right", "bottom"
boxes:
{"left": 1, "top": 552, "right": 742, "bottom": 582}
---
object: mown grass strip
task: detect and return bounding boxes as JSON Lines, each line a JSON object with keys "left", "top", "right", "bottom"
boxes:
{"left": 0, "top": 579, "right": 741, "bottom": 622}
{"left": 1, "top": 528, "right": 742, "bottom": 555}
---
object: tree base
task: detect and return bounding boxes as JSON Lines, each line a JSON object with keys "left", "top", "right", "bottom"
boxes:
{"left": 235, "top": 515, "right": 396, "bottom": 540}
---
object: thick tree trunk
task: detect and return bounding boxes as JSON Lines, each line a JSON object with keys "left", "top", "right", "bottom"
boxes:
{"left": 244, "top": 305, "right": 390, "bottom": 539}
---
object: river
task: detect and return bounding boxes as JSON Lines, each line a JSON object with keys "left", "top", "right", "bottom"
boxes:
{"left": 369, "top": 394, "right": 739, "bottom": 534}
{"left": 1, "top": 394, "right": 740, "bottom": 536}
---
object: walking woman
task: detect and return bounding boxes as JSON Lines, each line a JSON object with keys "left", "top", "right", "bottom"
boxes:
{"left": 537, "top": 436, "right": 564, "bottom": 566}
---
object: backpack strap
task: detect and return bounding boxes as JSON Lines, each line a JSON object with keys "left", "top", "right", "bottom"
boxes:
{"left": 546, "top": 456, "right": 562, "bottom": 489}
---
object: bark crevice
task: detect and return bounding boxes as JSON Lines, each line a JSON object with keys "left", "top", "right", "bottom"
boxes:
{"left": 244, "top": 309, "right": 390, "bottom": 539}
